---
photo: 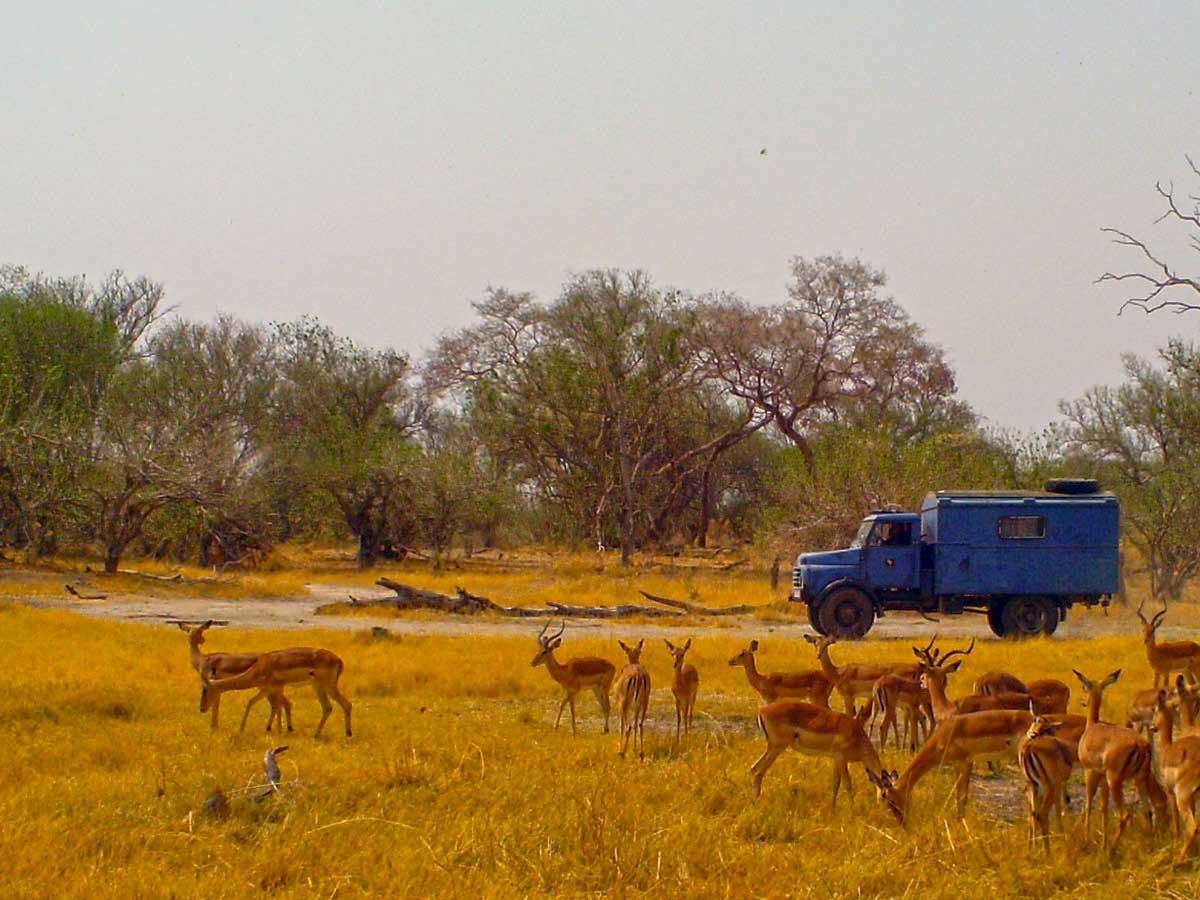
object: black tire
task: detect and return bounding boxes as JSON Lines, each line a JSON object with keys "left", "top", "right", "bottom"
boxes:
{"left": 1000, "top": 596, "right": 1058, "bottom": 639}
{"left": 1044, "top": 478, "right": 1100, "bottom": 495}
{"left": 987, "top": 601, "right": 1008, "bottom": 638}
{"left": 806, "top": 601, "right": 828, "bottom": 635}
{"left": 817, "top": 585, "right": 876, "bottom": 639}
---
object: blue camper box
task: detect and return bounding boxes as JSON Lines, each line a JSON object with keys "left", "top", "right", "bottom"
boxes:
{"left": 790, "top": 482, "right": 1120, "bottom": 639}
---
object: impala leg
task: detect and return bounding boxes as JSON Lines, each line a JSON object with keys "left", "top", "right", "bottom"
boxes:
{"left": 240, "top": 690, "right": 267, "bottom": 733}
{"left": 312, "top": 685, "right": 333, "bottom": 738}
{"left": 955, "top": 762, "right": 973, "bottom": 819}
{"left": 329, "top": 682, "right": 353, "bottom": 737}
{"left": 568, "top": 695, "right": 578, "bottom": 736}
{"left": 1083, "top": 769, "right": 1101, "bottom": 839}
{"left": 842, "top": 692, "right": 856, "bottom": 716}
{"left": 1179, "top": 788, "right": 1200, "bottom": 862}
{"left": 1107, "top": 773, "right": 1130, "bottom": 851}
{"left": 686, "top": 696, "right": 695, "bottom": 734}
{"left": 554, "top": 695, "right": 569, "bottom": 729}
{"left": 281, "top": 693, "right": 294, "bottom": 733}
{"left": 675, "top": 697, "right": 682, "bottom": 741}
{"left": 592, "top": 685, "right": 611, "bottom": 734}
{"left": 750, "top": 746, "right": 785, "bottom": 798}
{"left": 210, "top": 694, "right": 221, "bottom": 731}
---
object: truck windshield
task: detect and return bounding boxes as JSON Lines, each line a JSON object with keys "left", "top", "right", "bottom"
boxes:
{"left": 849, "top": 520, "right": 873, "bottom": 549}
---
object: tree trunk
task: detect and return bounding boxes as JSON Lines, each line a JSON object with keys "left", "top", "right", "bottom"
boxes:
{"left": 357, "top": 527, "right": 380, "bottom": 569}
{"left": 104, "top": 543, "right": 123, "bottom": 574}
{"left": 697, "top": 465, "right": 713, "bottom": 549}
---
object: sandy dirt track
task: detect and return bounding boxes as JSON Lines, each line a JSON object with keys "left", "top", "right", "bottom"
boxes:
{"left": 15, "top": 581, "right": 1141, "bottom": 641}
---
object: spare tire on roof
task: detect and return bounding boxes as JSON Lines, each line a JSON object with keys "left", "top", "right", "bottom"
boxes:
{"left": 1044, "top": 478, "right": 1100, "bottom": 495}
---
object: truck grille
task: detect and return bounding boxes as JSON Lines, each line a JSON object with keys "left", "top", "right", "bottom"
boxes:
{"left": 792, "top": 568, "right": 802, "bottom": 589}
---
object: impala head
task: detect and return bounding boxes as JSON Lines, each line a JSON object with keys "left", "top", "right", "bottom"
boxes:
{"left": 1024, "top": 714, "right": 1060, "bottom": 742}
{"left": 1072, "top": 668, "right": 1121, "bottom": 705}
{"left": 618, "top": 639, "right": 645, "bottom": 663}
{"left": 866, "top": 768, "right": 905, "bottom": 824}
{"left": 914, "top": 637, "right": 972, "bottom": 688}
{"left": 664, "top": 638, "right": 692, "bottom": 668}
{"left": 802, "top": 633, "right": 836, "bottom": 655}
{"left": 728, "top": 639, "right": 759, "bottom": 667}
{"left": 178, "top": 619, "right": 214, "bottom": 647}
{"left": 531, "top": 620, "right": 565, "bottom": 667}
{"left": 1135, "top": 600, "right": 1168, "bottom": 642}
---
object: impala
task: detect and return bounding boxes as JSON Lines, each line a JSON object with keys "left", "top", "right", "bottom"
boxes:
{"left": 531, "top": 621, "right": 616, "bottom": 735}
{"left": 805, "top": 634, "right": 923, "bottom": 716}
{"left": 664, "top": 639, "right": 699, "bottom": 738}
{"left": 916, "top": 640, "right": 1061, "bottom": 720}
{"left": 976, "top": 673, "right": 1070, "bottom": 715}
{"left": 613, "top": 639, "right": 651, "bottom": 758}
{"left": 1071, "top": 668, "right": 1166, "bottom": 850}
{"left": 201, "top": 646, "right": 352, "bottom": 738}
{"left": 1018, "top": 715, "right": 1076, "bottom": 853}
{"left": 875, "top": 707, "right": 1038, "bottom": 823}
{"left": 1137, "top": 601, "right": 1200, "bottom": 688}
{"left": 751, "top": 698, "right": 894, "bottom": 815}
{"left": 1153, "top": 679, "right": 1200, "bottom": 861}
{"left": 177, "top": 621, "right": 292, "bottom": 733}
{"left": 871, "top": 673, "right": 931, "bottom": 752}
{"left": 1124, "top": 687, "right": 1169, "bottom": 735}
{"left": 728, "top": 640, "right": 833, "bottom": 706}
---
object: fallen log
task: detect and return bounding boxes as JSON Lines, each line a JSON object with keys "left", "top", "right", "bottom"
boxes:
{"left": 66, "top": 583, "right": 107, "bottom": 600}
{"left": 315, "top": 580, "right": 681, "bottom": 620}
{"left": 638, "top": 590, "right": 760, "bottom": 616}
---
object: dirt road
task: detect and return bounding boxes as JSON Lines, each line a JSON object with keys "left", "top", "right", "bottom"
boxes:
{"left": 16, "top": 582, "right": 1137, "bottom": 641}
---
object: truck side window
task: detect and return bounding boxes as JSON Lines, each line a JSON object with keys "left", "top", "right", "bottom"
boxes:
{"left": 870, "top": 522, "right": 912, "bottom": 546}
{"left": 998, "top": 516, "right": 1046, "bottom": 539}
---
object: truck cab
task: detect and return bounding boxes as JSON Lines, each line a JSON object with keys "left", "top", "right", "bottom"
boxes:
{"left": 791, "top": 480, "right": 1119, "bottom": 639}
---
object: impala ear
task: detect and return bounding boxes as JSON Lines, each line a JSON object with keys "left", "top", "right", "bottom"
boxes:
{"left": 683, "top": 639, "right": 691, "bottom": 651}
{"left": 1102, "top": 669, "right": 1122, "bottom": 689}
{"left": 176, "top": 622, "right": 191, "bottom": 633}
{"left": 664, "top": 640, "right": 675, "bottom": 652}
{"left": 1072, "top": 669, "right": 1091, "bottom": 690}
{"left": 803, "top": 634, "right": 816, "bottom": 644}
{"left": 549, "top": 638, "right": 562, "bottom": 650}
{"left": 636, "top": 639, "right": 644, "bottom": 651}
{"left": 749, "top": 640, "right": 759, "bottom": 651}
{"left": 946, "top": 660, "right": 963, "bottom": 674}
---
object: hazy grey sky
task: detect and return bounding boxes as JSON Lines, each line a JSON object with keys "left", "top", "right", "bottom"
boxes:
{"left": 3, "top": 2, "right": 1199, "bottom": 431}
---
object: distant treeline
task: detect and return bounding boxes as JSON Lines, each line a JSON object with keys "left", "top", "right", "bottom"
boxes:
{"left": 1, "top": 259, "right": 1197, "bottom": 599}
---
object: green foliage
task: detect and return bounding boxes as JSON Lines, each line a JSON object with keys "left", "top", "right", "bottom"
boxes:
{"left": 1061, "top": 340, "right": 1200, "bottom": 600}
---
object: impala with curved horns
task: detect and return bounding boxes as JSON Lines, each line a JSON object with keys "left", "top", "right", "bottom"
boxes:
{"left": 1137, "top": 601, "right": 1200, "bottom": 689}
{"left": 531, "top": 621, "right": 616, "bottom": 735}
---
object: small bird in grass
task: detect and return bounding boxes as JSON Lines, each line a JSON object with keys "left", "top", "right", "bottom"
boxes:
{"left": 264, "top": 745, "right": 288, "bottom": 789}
{"left": 254, "top": 745, "right": 289, "bottom": 803}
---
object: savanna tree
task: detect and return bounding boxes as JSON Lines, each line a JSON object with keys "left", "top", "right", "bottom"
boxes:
{"left": 1060, "top": 341, "right": 1200, "bottom": 601}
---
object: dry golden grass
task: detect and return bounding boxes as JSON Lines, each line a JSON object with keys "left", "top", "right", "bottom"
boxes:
{"left": 3, "top": 600, "right": 1200, "bottom": 899}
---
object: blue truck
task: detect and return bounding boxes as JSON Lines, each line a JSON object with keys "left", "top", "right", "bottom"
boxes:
{"left": 790, "top": 480, "right": 1120, "bottom": 639}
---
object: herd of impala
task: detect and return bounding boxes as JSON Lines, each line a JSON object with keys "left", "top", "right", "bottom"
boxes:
{"left": 177, "top": 601, "right": 1200, "bottom": 860}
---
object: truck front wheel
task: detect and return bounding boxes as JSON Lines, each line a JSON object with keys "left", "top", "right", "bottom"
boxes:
{"left": 816, "top": 586, "right": 876, "bottom": 639}
{"left": 993, "top": 596, "right": 1058, "bottom": 639}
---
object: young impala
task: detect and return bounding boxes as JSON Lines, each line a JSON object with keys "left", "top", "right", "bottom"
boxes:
{"left": 1018, "top": 715, "right": 1076, "bottom": 853}
{"left": 1072, "top": 668, "right": 1166, "bottom": 850}
{"left": 976, "top": 671, "right": 1071, "bottom": 715}
{"left": 614, "top": 639, "right": 651, "bottom": 758}
{"left": 530, "top": 621, "right": 616, "bottom": 735}
{"left": 200, "top": 645, "right": 351, "bottom": 738}
{"left": 751, "top": 698, "right": 893, "bottom": 814}
{"left": 178, "top": 621, "right": 292, "bottom": 733}
{"left": 728, "top": 640, "right": 832, "bottom": 706}
{"left": 1153, "top": 678, "right": 1200, "bottom": 862}
{"left": 871, "top": 673, "right": 931, "bottom": 751}
{"left": 805, "top": 634, "right": 923, "bottom": 716}
{"left": 664, "top": 639, "right": 699, "bottom": 738}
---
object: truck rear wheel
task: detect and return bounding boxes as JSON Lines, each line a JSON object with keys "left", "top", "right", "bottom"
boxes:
{"left": 986, "top": 602, "right": 1007, "bottom": 638}
{"left": 998, "top": 596, "right": 1058, "bottom": 639}
{"left": 816, "top": 586, "right": 875, "bottom": 639}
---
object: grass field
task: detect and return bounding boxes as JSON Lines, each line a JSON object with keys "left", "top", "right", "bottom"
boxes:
{"left": 3, "top": 597, "right": 1200, "bottom": 899}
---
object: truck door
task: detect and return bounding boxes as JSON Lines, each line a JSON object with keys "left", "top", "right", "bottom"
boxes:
{"left": 865, "top": 521, "right": 919, "bottom": 592}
